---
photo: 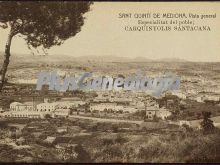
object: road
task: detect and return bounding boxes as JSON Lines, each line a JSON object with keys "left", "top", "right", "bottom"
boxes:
{"left": 190, "top": 116, "right": 220, "bottom": 128}
{"left": 69, "top": 115, "right": 220, "bottom": 128}
{"left": 69, "top": 115, "right": 142, "bottom": 125}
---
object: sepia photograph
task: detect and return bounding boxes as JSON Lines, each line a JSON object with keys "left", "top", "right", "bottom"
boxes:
{"left": 0, "top": 1, "right": 220, "bottom": 163}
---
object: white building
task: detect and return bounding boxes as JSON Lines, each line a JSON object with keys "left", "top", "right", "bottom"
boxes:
{"left": 36, "top": 102, "right": 59, "bottom": 112}
{"left": 10, "top": 102, "right": 34, "bottom": 111}
{"left": 7, "top": 100, "right": 85, "bottom": 119}
{"left": 6, "top": 102, "right": 54, "bottom": 119}
{"left": 1, "top": 111, "right": 43, "bottom": 119}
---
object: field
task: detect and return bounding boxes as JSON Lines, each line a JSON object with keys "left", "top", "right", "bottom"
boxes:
{"left": 0, "top": 118, "right": 220, "bottom": 163}
{"left": 1, "top": 53, "right": 220, "bottom": 162}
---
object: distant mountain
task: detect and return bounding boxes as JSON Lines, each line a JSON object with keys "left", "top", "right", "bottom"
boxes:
{"left": 131, "top": 56, "right": 153, "bottom": 62}
{"left": 0, "top": 52, "right": 189, "bottom": 63}
{"left": 155, "top": 58, "right": 189, "bottom": 62}
{"left": 75, "top": 55, "right": 132, "bottom": 62}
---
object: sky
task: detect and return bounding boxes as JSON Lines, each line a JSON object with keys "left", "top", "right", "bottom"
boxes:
{"left": 0, "top": 2, "right": 220, "bottom": 62}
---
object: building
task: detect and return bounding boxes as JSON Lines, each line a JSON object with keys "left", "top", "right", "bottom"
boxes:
{"left": 10, "top": 102, "right": 35, "bottom": 111}
{"left": 36, "top": 102, "right": 58, "bottom": 112}
{"left": 6, "top": 99, "right": 84, "bottom": 119}
{"left": 2, "top": 110, "right": 43, "bottom": 119}
{"left": 7, "top": 102, "right": 53, "bottom": 119}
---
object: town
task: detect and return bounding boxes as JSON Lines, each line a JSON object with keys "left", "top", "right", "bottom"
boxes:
{"left": 0, "top": 56, "right": 220, "bottom": 162}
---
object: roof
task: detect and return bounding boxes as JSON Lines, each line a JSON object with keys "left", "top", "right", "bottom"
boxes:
{"left": 10, "top": 102, "right": 23, "bottom": 106}
{"left": 37, "top": 102, "right": 59, "bottom": 106}
{"left": 23, "top": 102, "right": 34, "bottom": 106}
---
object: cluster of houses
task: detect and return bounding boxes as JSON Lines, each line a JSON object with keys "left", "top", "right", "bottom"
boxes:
{"left": 0, "top": 94, "right": 173, "bottom": 120}
{"left": 1, "top": 98, "right": 85, "bottom": 119}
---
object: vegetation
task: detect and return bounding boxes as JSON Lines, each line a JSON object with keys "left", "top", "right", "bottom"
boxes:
{"left": 84, "top": 130, "right": 220, "bottom": 163}
{"left": 0, "top": 118, "right": 220, "bottom": 163}
{"left": 200, "top": 111, "right": 215, "bottom": 134}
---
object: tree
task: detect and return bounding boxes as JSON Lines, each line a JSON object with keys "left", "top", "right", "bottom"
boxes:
{"left": 74, "top": 144, "right": 92, "bottom": 163}
{"left": 0, "top": 1, "right": 93, "bottom": 91}
{"left": 200, "top": 111, "right": 215, "bottom": 134}
{"left": 45, "top": 114, "right": 52, "bottom": 119}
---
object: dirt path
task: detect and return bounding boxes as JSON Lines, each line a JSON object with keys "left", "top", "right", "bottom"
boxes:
{"left": 69, "top": 115, "right": 142, "bottom": 125}
{"left": 189, "top": 116, "right": 220, "bottom": 128}
{"left": 69, "top": 115, "right": 220, "bottom": 128}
